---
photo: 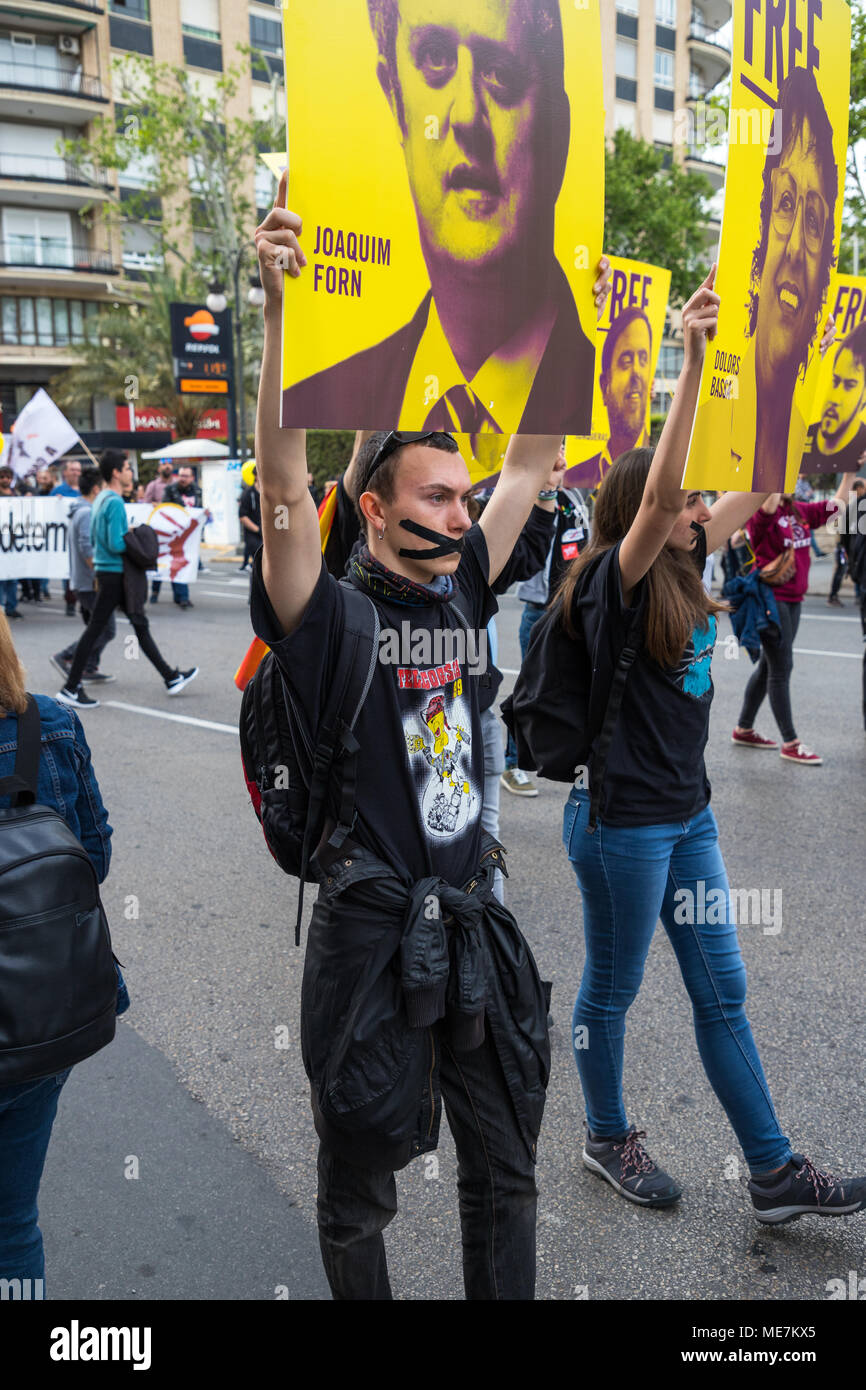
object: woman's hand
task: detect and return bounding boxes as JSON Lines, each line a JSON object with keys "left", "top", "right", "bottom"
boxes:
{"left": 682, "top": 264, "right": 720, "bottom": 371}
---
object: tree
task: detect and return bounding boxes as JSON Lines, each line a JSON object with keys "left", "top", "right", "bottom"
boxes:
{"left": 840, "top": 0, "right": 866, "bottom": 273}
{"left": 604, "top": 129, "right": 715, "bottom": 303}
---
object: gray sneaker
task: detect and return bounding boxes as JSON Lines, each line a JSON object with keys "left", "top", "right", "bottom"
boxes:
{"left": 582, "top": 1128, "right": 682, "bottom": 1208}
{"left": 500, "top": 768, "right": 539, "bottom": 797}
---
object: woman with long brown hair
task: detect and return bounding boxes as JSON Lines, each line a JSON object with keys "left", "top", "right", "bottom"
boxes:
{"left": 558, "top": 269, "right": 865, "bottom": 1225}
{"left": 0, "top": 616, "right": 121, "bottom": 1297}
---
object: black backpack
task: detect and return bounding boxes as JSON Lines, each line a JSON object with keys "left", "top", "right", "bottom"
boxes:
{"left": 501, "top": 558, "right": 642, "bottom": 832}
{"left": 240, "top": 583, "right": 379, "bottom": 943}
{"left": 0, "top": 697, "right": 117, "bottom": 1084}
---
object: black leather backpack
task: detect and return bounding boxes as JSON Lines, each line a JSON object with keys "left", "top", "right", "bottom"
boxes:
{"left": 0, "top": 697, "right": 118, "bottom": 1084}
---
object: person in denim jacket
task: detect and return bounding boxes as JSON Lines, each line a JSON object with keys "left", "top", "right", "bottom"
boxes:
{"left": 0, "top": 614, "right": 123, "bottom": 1298}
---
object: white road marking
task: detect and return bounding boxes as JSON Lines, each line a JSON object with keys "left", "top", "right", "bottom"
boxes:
{"left": 792, "top": 647, "right": 861, "bottom": 660}
{"left": 103, "top": 701, "right": 238, "bottom": 734}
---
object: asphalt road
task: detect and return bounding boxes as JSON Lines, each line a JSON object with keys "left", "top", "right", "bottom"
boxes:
{"left": 12, "top": 551, "right": 866, "bottom": 1302}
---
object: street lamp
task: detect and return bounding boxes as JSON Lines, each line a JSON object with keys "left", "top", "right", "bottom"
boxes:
{"left": 206, "top": 246, "right": 263, "bottom": 460}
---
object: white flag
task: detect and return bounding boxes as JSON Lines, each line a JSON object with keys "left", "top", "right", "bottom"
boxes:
{"left": 1, "top": 389, "right": 80, "bottom": 481}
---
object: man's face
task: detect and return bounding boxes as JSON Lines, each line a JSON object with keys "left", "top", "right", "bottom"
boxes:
{"left": 755, "top": 122, "right": 828, "bottom": 379}
{"left": 0, "top": 472, "right": 13, "bottom": 493}
{"left": 178, "top": 468, "right": 194, "bottom": 488}
{"left": 602, "top": 317, "right": 651, "bottom": 445}
{"left": 36, "top": 470, "right": 54, "bottom": 494}
{"left": 819, "top": 346, "right": 866, "bottom": 446}
{"left": 159, "top": 462, "right": 173, "bottom": 479}
{"left": 118, "top": 460, "right": 133, "bottom": 488}
{"left": 387, "top": 0, "right": 559, "bottom": 269}
{"left": 64, "top": 460, "right": 81, "bottom": 487}
{"left": 373, "top": 445, "right": 473, "bottom": 582}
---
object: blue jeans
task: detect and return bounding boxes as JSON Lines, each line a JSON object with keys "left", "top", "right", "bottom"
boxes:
{"left": 479, "top": 708, "right": 505, "bottom": 904}
{"left": 150, "top": 580, "right": 189, "bottom": 603}
{"left": 1, "top": 579, "right": 18, "bottom": 615}
{"left": 562, "top": 790, "right": 792, "bottom": 1176}
{"left": 504, "top": 603, "right": 545, "bottom": 769}
{"left": 0, "top": 1068, "right": 71, "bottom": 1294}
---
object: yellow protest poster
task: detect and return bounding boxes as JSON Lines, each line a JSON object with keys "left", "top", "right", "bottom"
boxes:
{"left": 561, "top": 256, "right": 671, "bottom": 490}
{"left": 279, "top": 0, "right": 605, "bottom": 438}
{"left": 683, "top": 0, "right": 851, "bottom": 494}
{"left": 799, "top": 272, "right": 866, "bottom": 476}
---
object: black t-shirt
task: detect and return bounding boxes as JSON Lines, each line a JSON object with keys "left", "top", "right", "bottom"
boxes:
{"left": 580, "top": 531, "right": 717, "bottom": 825}
{"left": 250, "top": 526, "right": 497, "bottom": 887}
{"left": 801, "top": 420, "right": 866, "bottom": 477}
{"left": 239, "top": 484, "right": 260, "bottom": 525}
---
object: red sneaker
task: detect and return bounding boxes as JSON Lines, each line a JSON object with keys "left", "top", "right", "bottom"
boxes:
{"left": 780, "top": 741, "right": 822, "bottom": 765}
{"left": 732, "top": 727, "right": 778, "bottom": 749}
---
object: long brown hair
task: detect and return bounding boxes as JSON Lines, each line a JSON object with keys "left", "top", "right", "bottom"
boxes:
{"left": 557, "top": 449, "right": 727, "bottom": 669}
{"left": 0, "top": 613, "right": 28, "bottom": 718}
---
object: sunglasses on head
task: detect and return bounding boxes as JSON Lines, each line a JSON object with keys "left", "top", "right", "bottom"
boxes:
{"left": 365, "top": 430, "right": 455, "bottom": 482}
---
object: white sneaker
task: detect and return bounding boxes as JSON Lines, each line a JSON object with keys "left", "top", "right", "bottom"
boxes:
{"left": 500, "top": 768, "right": 539, "bottom": 797}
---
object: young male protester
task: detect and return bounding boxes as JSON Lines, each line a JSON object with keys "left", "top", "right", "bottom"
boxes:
{"left": 51, "top": 465, "right": 116, "bottom": 686}
{"left": 251, "top": 179, "right": 609, "bottom": 1300}
{"left": 56, "top": 450, "right": 198, "bottom": 709}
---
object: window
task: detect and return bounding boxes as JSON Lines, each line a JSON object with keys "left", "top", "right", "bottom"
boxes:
{"left": 656, "top": 0, "right": 676, "bottom": 26}
{"left": 657, "top": 344, "right": 683, "bottom": 377}
{"left": 2, "top": 209, "right": 72, "bottom": 267}
{"left": 250, "top": 15, "right": 281, "bottom": 52}
{"left": 110, "top": 0, "right": 150, "bottom": 18}
{"left": 616, "top": 39, "right": 637, "bottom": 80}
{"left": 616, "top": 0, "right": 639, "bottom": 14}
{"left": 181, "top": 0, "right": 219, "bottom": 41}
{"left": 654, "top": 49, "right": 674, "bottom": 88}
{"left": 614, "top": 102, "right": 637, "bottom": 133}
{"left": 0, "top": 296, "right": 99, "bottom": 346}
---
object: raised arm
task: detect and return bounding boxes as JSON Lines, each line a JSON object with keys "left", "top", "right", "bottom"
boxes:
{"left": 254, "top": 173, "right": 322, "bottom": 636}
{"left": 618, "top": 267, "right": 719, "bottom": 602}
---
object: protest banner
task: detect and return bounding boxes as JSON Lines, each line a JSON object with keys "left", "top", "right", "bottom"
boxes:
{"left": 562, "top": 256, "right": 671, "bottom": 490}
{"left": 0, "top": 497, "right": 73, "bottom": 580}
{"left": 127, "top": 502, "right": 205, "bottom": 585}
{"left": 279, "top": 0, "right": 604, "bottom": 438}
{"left": 0, "top": 390, "right": 81, "bottom": 481}
{"left": 800, "top": 272, "right": 866, "bottom": 476}
{"left": 684, "top": 0, "right": 851, "bottom": 495}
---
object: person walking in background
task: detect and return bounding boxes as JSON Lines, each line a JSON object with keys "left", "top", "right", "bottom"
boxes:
{"left": 56, "top": 450, "right": 197, "bottom": 709}
{"left": 732, "top": 475, "right": 856, "bottom": 765}
{"left": 0, "top": 466, "right": 22, "bottom": 620}
{"left": 501, "top": 441, "right": 590, "bottom": 798}
{"left": 50, "top": 466, "right": 116, "bottom": 688}
{"left": 0, "top": 612, "right": 126, "bottom": 1296}
{"left": 238, "top": 470, "right": 262, "bottom": 572}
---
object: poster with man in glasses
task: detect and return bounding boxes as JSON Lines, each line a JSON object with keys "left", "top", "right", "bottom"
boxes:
{"left": 278, "top": 0, "right": 604, "bottom": 439}
{"left": 683, "top": 0, "right": 850, "bottom": 495}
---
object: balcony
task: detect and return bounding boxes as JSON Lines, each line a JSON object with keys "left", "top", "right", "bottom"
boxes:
{"left": 688, "top": 17, "right": 731, "bottom": 96}
{"left": 0, "top": 152, "right": 112, "bottom": 206}
{"left": 685, "top": 145, "right": 726, "bottom": 192}
{"left": 0, "top": 1, "right": 103, "bottom": 34}
{"left": 122, "top": 247, "right": 162, "bottom": 279}
{"left": 0, "top": 63, "right": 108, "bottom": 123}
{"left": 690, "top": 0, "right": 731, "bottom": 34}
{"left": 0, "top": 241, "right": 118, "bottom": 289}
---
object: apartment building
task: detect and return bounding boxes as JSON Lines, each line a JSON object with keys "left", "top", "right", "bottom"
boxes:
{"left": 0, "top": 0, "right": 729, "bottom": 429}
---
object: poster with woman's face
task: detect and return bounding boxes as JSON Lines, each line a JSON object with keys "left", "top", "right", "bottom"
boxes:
{"left": 683, "top": 0, "right": 850, "bottom": 495}
{"left": 279, "top": 0, "right": 604, "bottom": 440}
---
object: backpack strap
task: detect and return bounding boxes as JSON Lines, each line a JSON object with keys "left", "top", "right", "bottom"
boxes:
{"left": 0, "top": 694, "right": 41, "bottom": 807}
{"left": 586, "top": 638, "right": 641, "bottom": 832}
{"left": 294, "top": 585, "right": 378, "bottom": 944}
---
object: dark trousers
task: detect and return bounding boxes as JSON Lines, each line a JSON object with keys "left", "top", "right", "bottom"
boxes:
{"left": 860, "top": 591, "right": 866, "bottom": 730}
{"left": 66, "top": 571, "right": 175, "bottom": 691}
{"left": 738, "top": 598, "right": 801, "bottom": 743}
{"left": 316, "top": 1029, "right": 539, "bottom": 1301}
{"left": 830, "top": 544, "right": 847, "bottom": 598}
{"left": 60, "top": 592, "right": 116, "bottom": 670}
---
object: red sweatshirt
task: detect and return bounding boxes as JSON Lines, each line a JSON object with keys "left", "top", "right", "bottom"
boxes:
{"left": 746, "top": 500, "right": 834, "bottom": 604}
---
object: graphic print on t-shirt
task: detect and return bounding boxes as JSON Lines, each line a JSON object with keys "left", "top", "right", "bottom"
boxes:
{"left": 403, "top": 672, "right": 479, "bottom": 840}
{"left": 678, "top": 615, "right": 717, "bottom": 698}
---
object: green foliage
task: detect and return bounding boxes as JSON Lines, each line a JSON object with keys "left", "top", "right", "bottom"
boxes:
{"left": 604, "top": 129, "right": 715, "bottom": 304}
{"left": 307, "top": 432, "right": 357, "bottom": 487}
{"left": 840, "top": 0, "right": 866, "bottom": 273}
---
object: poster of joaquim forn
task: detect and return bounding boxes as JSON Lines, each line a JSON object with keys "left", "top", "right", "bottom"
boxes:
{"left": 684, "top": 0, "right": 850, "bottom": 496}
{"left": 279, "top": 0, "right": 604, "bottom": 455}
